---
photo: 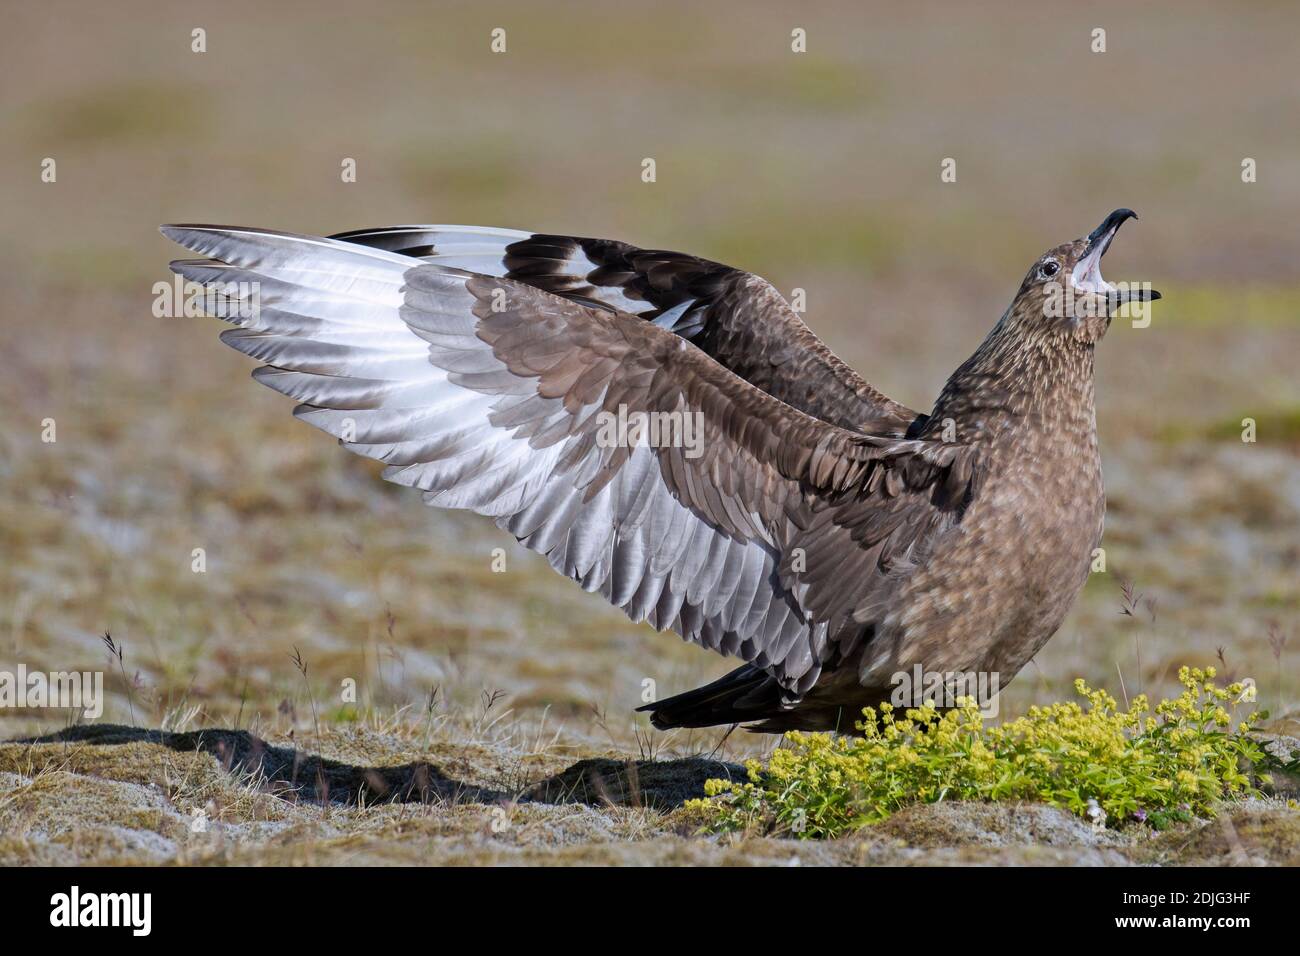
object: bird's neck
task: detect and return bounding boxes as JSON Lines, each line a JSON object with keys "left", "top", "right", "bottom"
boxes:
{"left": 928, "top": 318, "right": 1097, "bottom": 444}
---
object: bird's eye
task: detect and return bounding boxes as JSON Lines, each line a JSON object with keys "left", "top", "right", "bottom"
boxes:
{"left": 1039, "top": 260, "right": 1060, "bottom": 279}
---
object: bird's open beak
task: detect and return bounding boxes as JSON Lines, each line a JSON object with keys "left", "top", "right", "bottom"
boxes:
{"left": 1071, "top": 208, "right": 1161, "bottom": 305}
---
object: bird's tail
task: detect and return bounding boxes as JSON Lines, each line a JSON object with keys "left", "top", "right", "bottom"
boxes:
{"left": 637, "top": 665, "right": 788, "bottom": 730}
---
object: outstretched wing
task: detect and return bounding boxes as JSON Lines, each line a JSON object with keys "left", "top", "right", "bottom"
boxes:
{"left": 330, "top": 225, "right": 923, "bottom": 436}
{"left": 163, "top": 225, "right": 972, "bottom": 705}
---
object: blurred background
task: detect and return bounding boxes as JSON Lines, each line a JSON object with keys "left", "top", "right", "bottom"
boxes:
{"left": 2, "top": 0, "right": 1297, "bottom": 754}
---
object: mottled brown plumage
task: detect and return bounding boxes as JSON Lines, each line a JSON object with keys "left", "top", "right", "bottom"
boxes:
{"left": 163, "top": 210, "right": 1158, "bottom": 732}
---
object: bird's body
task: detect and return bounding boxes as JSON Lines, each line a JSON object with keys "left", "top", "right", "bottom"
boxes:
{"left": 794, "top": 334, "right": 1107, "bottom": 730}
{"left": 163, "top": 210, "right": 1156, "bottom": 732}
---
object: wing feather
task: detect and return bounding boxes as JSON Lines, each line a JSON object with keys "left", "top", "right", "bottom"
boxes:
{"left": 163, "top": 224, "right": 975, "bottom": 702}
{"left": 329, "top": 224, "right": 923, "bottom": 435}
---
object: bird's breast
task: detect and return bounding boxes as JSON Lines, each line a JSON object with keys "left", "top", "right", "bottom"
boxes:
{"left": 859, "top": 416, "right": 1104, "bottom": 685}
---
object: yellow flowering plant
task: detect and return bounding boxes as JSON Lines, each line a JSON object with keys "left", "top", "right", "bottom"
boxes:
{"left": 687, "top": 667, "right": 1269, "bottom": 838}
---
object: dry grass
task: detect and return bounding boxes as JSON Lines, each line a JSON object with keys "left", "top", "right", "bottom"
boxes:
{"left": 2, "top": 718, "right": 1296, "bottom": 866}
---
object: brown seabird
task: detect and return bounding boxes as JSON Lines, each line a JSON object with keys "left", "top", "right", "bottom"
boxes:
{"left": 162, "top": 209, "right": 1159, "bottom": 731}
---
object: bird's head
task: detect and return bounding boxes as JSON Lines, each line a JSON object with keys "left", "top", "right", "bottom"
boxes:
{"left": 1012, "top": 208, "right": 1161, "bottom": 344}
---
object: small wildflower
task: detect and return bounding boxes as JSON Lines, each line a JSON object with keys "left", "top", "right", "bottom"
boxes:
{"left": 690, "top": 664, "right": 1266, "bottom": 838}
{"left": 1086, "top": 798, "right": 1107, "bottom": 831}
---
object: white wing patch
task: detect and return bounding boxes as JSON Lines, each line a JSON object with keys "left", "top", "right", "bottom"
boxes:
{"left": 163, "top": 225, "right": 826, "bottom": 696}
